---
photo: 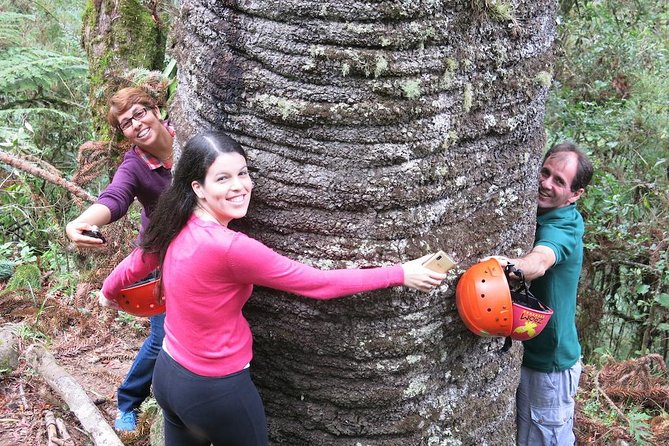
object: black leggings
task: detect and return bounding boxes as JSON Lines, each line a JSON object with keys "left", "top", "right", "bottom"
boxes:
{"left": 153, "top": 350, "right": 268, "bottom": 446}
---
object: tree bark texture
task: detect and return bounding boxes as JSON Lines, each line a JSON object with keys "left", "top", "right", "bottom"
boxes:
{"left": 81, "top": 0, "right": 170, "bottom": 138}
{"left": 171, "top": 1, "right": 558, "bottom": 444}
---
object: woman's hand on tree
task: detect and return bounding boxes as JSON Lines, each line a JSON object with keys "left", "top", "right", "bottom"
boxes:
{"left": 401, "top": 254, "right": 447, "bottom": 292}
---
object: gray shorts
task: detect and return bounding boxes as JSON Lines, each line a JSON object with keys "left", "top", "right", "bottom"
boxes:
{"left": 516, "top": 362, "right": 581, "bottom": 446}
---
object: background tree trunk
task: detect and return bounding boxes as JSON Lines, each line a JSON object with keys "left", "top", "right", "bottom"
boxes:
{"left": 171, "top": 1, "right": 558, "bottom": 444}
{"left": 81, "top": 0, "right": 170, "bottom": 138}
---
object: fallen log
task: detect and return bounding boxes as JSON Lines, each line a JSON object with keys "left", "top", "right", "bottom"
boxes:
{"left": 25, "top": 344, "right": 123, "bottom": 446}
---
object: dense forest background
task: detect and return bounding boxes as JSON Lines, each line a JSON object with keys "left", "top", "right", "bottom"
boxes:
{"left": 0, "top": 0, "right": 667, "bottom": 444}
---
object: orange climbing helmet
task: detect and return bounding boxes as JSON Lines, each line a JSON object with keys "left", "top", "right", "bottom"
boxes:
{"left": 455, "top": 258, "right": 553, "bottom": 341}
{"left": 118, "top": 277, "right": 164, "bottom": 317}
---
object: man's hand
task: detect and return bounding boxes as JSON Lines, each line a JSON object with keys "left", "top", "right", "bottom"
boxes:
{"left": 480, "top": 255, "right": 511, "bottom": 267}
{"left": 481, "top": 246, "right": 556, "bottom": 282}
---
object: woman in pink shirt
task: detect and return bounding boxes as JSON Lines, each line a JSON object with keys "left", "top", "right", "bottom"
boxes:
{"left": 101, "top": 131, "right": 446, "bottom": 446}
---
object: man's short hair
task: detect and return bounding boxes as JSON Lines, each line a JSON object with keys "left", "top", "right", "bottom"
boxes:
{"left": 544, "top": 142, "right": 593, "bottom": 191}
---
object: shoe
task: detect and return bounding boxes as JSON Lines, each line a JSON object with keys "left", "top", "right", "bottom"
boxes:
{"left": 114, "top": 410, "right": 137, "bottom": 431}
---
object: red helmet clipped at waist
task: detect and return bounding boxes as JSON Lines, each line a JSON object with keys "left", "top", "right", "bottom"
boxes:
{"left": 118, "top": 277, "right": 164, "bottom": 317}
{"left": 455, "top": 258, "right": 553, "bottom": 340}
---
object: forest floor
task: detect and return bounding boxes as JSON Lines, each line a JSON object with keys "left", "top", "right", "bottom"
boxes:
{"left": 1, "top": 282, "right": 669, "bottom": 446}
{"left": 0, "top": 283, "right": 154, "bottom": 446}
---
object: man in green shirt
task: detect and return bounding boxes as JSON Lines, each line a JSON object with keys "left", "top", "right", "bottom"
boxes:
{"left": 493, "top": 142, "right": 593, "bottom": 445}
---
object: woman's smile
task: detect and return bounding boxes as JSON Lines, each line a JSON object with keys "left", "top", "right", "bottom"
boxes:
{"left": 192, "top": 152, "right": 253, "bottom": 226}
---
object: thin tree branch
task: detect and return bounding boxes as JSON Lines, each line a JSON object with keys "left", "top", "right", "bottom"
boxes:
{"left": 594, "top": 367, "right": 629, "bottom": 424}
{"left": 25, "top": 344, "right": 124, "bottom": 446}
{"left": 0, "top": 149, "right": 95, "bottom": 203}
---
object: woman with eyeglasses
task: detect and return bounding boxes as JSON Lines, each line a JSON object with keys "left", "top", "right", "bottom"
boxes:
{"left": 65, "top": 87, "right": 174, "bottom": 432}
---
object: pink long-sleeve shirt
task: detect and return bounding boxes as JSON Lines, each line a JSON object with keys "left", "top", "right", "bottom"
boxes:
{"left": 102, "top": 214, "right": 404, "bottom": 377}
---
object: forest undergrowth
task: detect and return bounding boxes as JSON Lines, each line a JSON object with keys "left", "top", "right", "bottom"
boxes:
{"left": 2, "top": 282, "right": 669, "bottom": 445}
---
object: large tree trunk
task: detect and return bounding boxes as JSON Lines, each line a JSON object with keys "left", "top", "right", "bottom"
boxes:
{"left": 171, "top": 1, "right": 557, "bottom": 444}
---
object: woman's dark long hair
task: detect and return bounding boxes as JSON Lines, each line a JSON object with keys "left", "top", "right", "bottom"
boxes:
{"left": 141, "top": 131, "right": 247, "bottom": 294}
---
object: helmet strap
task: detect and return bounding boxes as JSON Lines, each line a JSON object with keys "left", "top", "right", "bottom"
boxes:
{"left": 500, "top": 336, "right": 513, "bottom": 353}
{"left": 504, "top": 263, "right": 534, "bottom": 307}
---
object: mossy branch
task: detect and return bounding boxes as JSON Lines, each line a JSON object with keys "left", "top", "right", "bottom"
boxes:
{"left": 0, "top": 149, "right": 95, "bottom": 203}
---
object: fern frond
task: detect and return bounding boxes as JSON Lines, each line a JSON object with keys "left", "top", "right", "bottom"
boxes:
{"left": 0, "top": 48, "right": 87, "bottom": 98}
{"left": 0, "top": 108, "right": 79, "bottom": 123}
{"left": 0, "top": 12, "right": 34, "bottom": 49}
{"left": 115, "top": 68, "right": 171, "bottom": 106}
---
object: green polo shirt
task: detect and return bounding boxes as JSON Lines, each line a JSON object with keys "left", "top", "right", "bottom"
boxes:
{"left": 522, "top": 204, "right": 584, "bottom": 372}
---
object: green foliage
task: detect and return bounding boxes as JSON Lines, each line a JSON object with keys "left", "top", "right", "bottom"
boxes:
{"left": 628, "top": 410, "right": 653, "bottom": 445}
{"left": 0, "top": 2, "right": 90, "bottom": 253}
{"left": 0, "top": 2, "right": 89, "bottom": 307}
{"left": 2, "top": 0, "right": 83, "bottom": 51}
{"left": 0, "top": 12, "right": 29, "bottom": 47}
{"left": 0, "top": 9, "right": 88, "bottom": 132}
{"left": 0, "top": 240, "right": 37, "bottom": 264}
{"left": 115, "top": 312, "right": 145, "bottom": 332}
{"left": 548, "top": 1, "right": 668, "bottom": 160}
{"left": 17, "top": 322, "right": 49, "bottom": 343}
{"left": 6, "top": 262, "right": 41, "bottom": 291}
{"left": 547, "top": 1, "right": 668, "bottom": 361}
{"left": 0, "top": 259, "right": 15, "bottom": 280}
{"left": 578, "top": 388, "right": 617, "bottom": 428}
{"left": 0, "top": 48, "right": 87, "bottom": 95}
{"left": 158, "top": 58, "right": 178, "bottom": 120}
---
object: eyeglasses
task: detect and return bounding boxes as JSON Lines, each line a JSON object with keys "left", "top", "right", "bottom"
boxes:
{"left": 118, "top": 107, "right": 148, "bottom": 131}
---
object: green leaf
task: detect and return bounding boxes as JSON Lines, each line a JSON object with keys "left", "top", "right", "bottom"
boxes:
{"left": 655, "top": 293, "right": 669, "bottom": 309}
